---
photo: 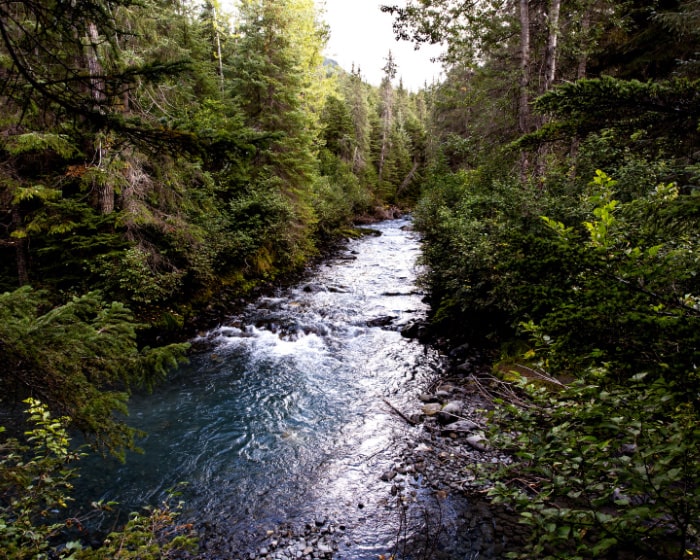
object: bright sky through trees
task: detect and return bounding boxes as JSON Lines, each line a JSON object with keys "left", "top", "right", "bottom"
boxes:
{"left": 316, "top": 0, "right": 443, "bottom": 89}
{"left": 219, "top": 0, "right": 443, "bottom": 90}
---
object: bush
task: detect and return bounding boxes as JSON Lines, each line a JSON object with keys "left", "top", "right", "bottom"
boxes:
{"left": 414, "top": 168, "right": 576, "bottom": 342}
{"left": 485, "top": 373, "right": 700, "bottom": 559}
{"left": 0, "top": 287, "right": 188, "bottom": 457}
{"left": 416, "top": 167, "right": 700, "bottom": 557}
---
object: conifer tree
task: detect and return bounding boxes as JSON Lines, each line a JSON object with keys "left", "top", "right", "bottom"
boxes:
{"left": 0, "top": 287, "right": 188, "bottom": 456}
{"left": 378, "top": 51, "right": 398, "bottom": 185}
{"left": 229, "top": 0, "right": 329, "bottom": 268}
{"left": 341, "top": 68, "right": 373, "bottom": 175}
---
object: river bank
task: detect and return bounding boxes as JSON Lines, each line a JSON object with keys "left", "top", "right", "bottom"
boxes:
{"left": 176, "top": 206, "right": 408, "bottom": 343}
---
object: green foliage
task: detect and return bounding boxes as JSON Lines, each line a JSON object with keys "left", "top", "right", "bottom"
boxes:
{"left": 525, "top": 172, "right": 700, "bottom": 380}
{"left": 75, "top": 496, "right": 197, "bottom": 559}
{"left": 312, "top": 155, "right": 372, "bottom": 236}
{"left": 401, "top": 1, "right": 700, "bottom": 558}
{"left": 3, "top": 133, "right": 80, "bottom": 160}
{"left": 417, "top": 168, "right": 700, "bottom": 377}
{"left": 520, "top": 77, "right": 700, "bottom": 189}
{"left": 0, "top": 287, "right": 188, "bottom": 457}
{"left": 485, "top": 373, "right": 700, "bottom": 559}
{"left": 101, "top": 247, "right": 186, "bottom": 305}
{"left": 0, "top": 399, "right": 81, "bottom": 560}
{"left": 0, "top": 400, "right": 197, "bottom": 560}
{"left": 222, "top": 183, "right": 304, "bottom": 275}
{"left": 320, "top": 95, "right": 357, "bottom": 162}
{"left": 414, "top": 167, "right": 559, "bottom": 339}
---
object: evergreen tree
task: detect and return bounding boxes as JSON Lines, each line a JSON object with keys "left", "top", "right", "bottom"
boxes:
{"left": 341, "top": 68, "right": 373, "bottom": 176}
{"left": 0, "top": 287, "right": 188, "bottom": 456}
{"left": 228, "top": 0, "right": 329, "bottom": 269}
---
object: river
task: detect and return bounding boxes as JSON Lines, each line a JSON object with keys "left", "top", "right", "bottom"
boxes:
{"left": 76, "top": 217, "right": 476, "bottom": 558}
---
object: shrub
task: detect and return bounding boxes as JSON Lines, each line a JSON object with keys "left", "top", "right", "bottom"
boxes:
{"left": 0, "top": 400, "right": 197, "bottom": 559}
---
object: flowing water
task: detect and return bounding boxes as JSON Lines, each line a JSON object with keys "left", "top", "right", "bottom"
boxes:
{"left": 76, "top": 217, "right": 471, "bottom": 558}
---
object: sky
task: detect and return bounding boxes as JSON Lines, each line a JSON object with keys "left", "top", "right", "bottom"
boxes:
{"left": 316, "top": 0, "right": 444, "bottom": 90}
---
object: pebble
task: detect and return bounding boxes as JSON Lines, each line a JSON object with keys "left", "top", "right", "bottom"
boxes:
{"left": 437, "top": 401, "right": 463, "bottom": 424}
{"left": 380, "top": 469, "right": 397, "bottom": 481}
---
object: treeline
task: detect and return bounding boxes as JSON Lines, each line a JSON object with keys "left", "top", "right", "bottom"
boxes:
{"left": 387, "top": 0, "right": 700, "bottom": 558}
{"left": 0, "top": 0, "right": 429, "bottom": 446}
{"left": 0, "top": 1, "right": 430, "bottom": 556}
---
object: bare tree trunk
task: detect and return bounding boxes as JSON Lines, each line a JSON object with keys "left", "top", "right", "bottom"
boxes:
{"left": 86, "top": 22, "right": 106, "bottom": 105}
{"left": 215, "top": 22, "right": 225, "bottom": 93}
{"left": 397, "top": 160, "right": 419, "bottom": 195}
{"left": 209, "top": 3, "right": 225, "bottom": 93}
{"left": 577, "top": 9, "right": 591, "bottom": 79}
{"left": 352, "top": 146, "right": 363, "bottom": 173}
{"left": 86, "top": 23, "right": 115, "bottom": 214}
{"left": 518, "top": 0, "right": 531, "bottom": 181}
{"left": 94, "top": 135, "right": 115, "bottom": 214}
{"left": 544, "top": 0, "right": 561, "bottom": 92}
{"left": 536, "top": 0, "right": 561, "bottom": 179}
{"left": 569, "top": 6, "right": 592, "bottom": 177}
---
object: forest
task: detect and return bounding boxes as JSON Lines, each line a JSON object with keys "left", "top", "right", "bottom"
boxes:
{"left": 0, "top": 0, "right": 698, "bottom": 558}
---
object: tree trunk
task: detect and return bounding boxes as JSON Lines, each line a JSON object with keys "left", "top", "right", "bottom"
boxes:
{"left": 85, "top": 23, "right": 115, "bottom": 214}
{"left": 12, "top": 206, "right": 29, "bottom": 286}
{"left": 518, "top": 0, "right": 531, "bottom": 181}
{"left": 577, "top": 8, "right": 591, "bottom": 79}
{"left": 97, "top": 184, "right": 115, "bottom": 214}
{"left": 207, "top": 2, "right": 225, "bottom": 93}
{"left": 86, "top": 22, "right": 106, "bottom": 105}
{"left": 518, "top": 0, "right": 531, "bottom": 135}
{"left": 352, "top": 145, "right": 363, "bottom": 173}
{"left": 569, "top": 5, "right": 592, "bottom": 177}
{"left": 397, "top": 160, "right": 419, "bottom": 195}
{"left": 214, "top": 11, "right": 225, "bottom": 93}
{"left": 544, "top": 0, "right": 561, "bottom": 92}
{"left": 536, "top": 0, "right": 561, "bottom": 179}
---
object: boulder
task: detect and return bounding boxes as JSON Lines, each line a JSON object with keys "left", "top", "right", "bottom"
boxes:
{"left": 440, "top": 419, "right": 479, "bottom": 436}
{"left": 400, "top": 319, "right": 429, "bottom": 340}
{"left": 465, "top": 434, "right": 490, "bottom": 452}
{"left": 380, "top": 469, "right": 397, "bottom": 482}
{"left": 367, "top": 316, "right": 396, "bottom": 327}
{"left": 435, "top": 389, "right": 452, "bottom": 400}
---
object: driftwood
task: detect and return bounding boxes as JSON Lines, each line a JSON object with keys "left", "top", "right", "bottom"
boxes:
{"left": 382, "top": 398, "right": 418, "bottom": 426}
